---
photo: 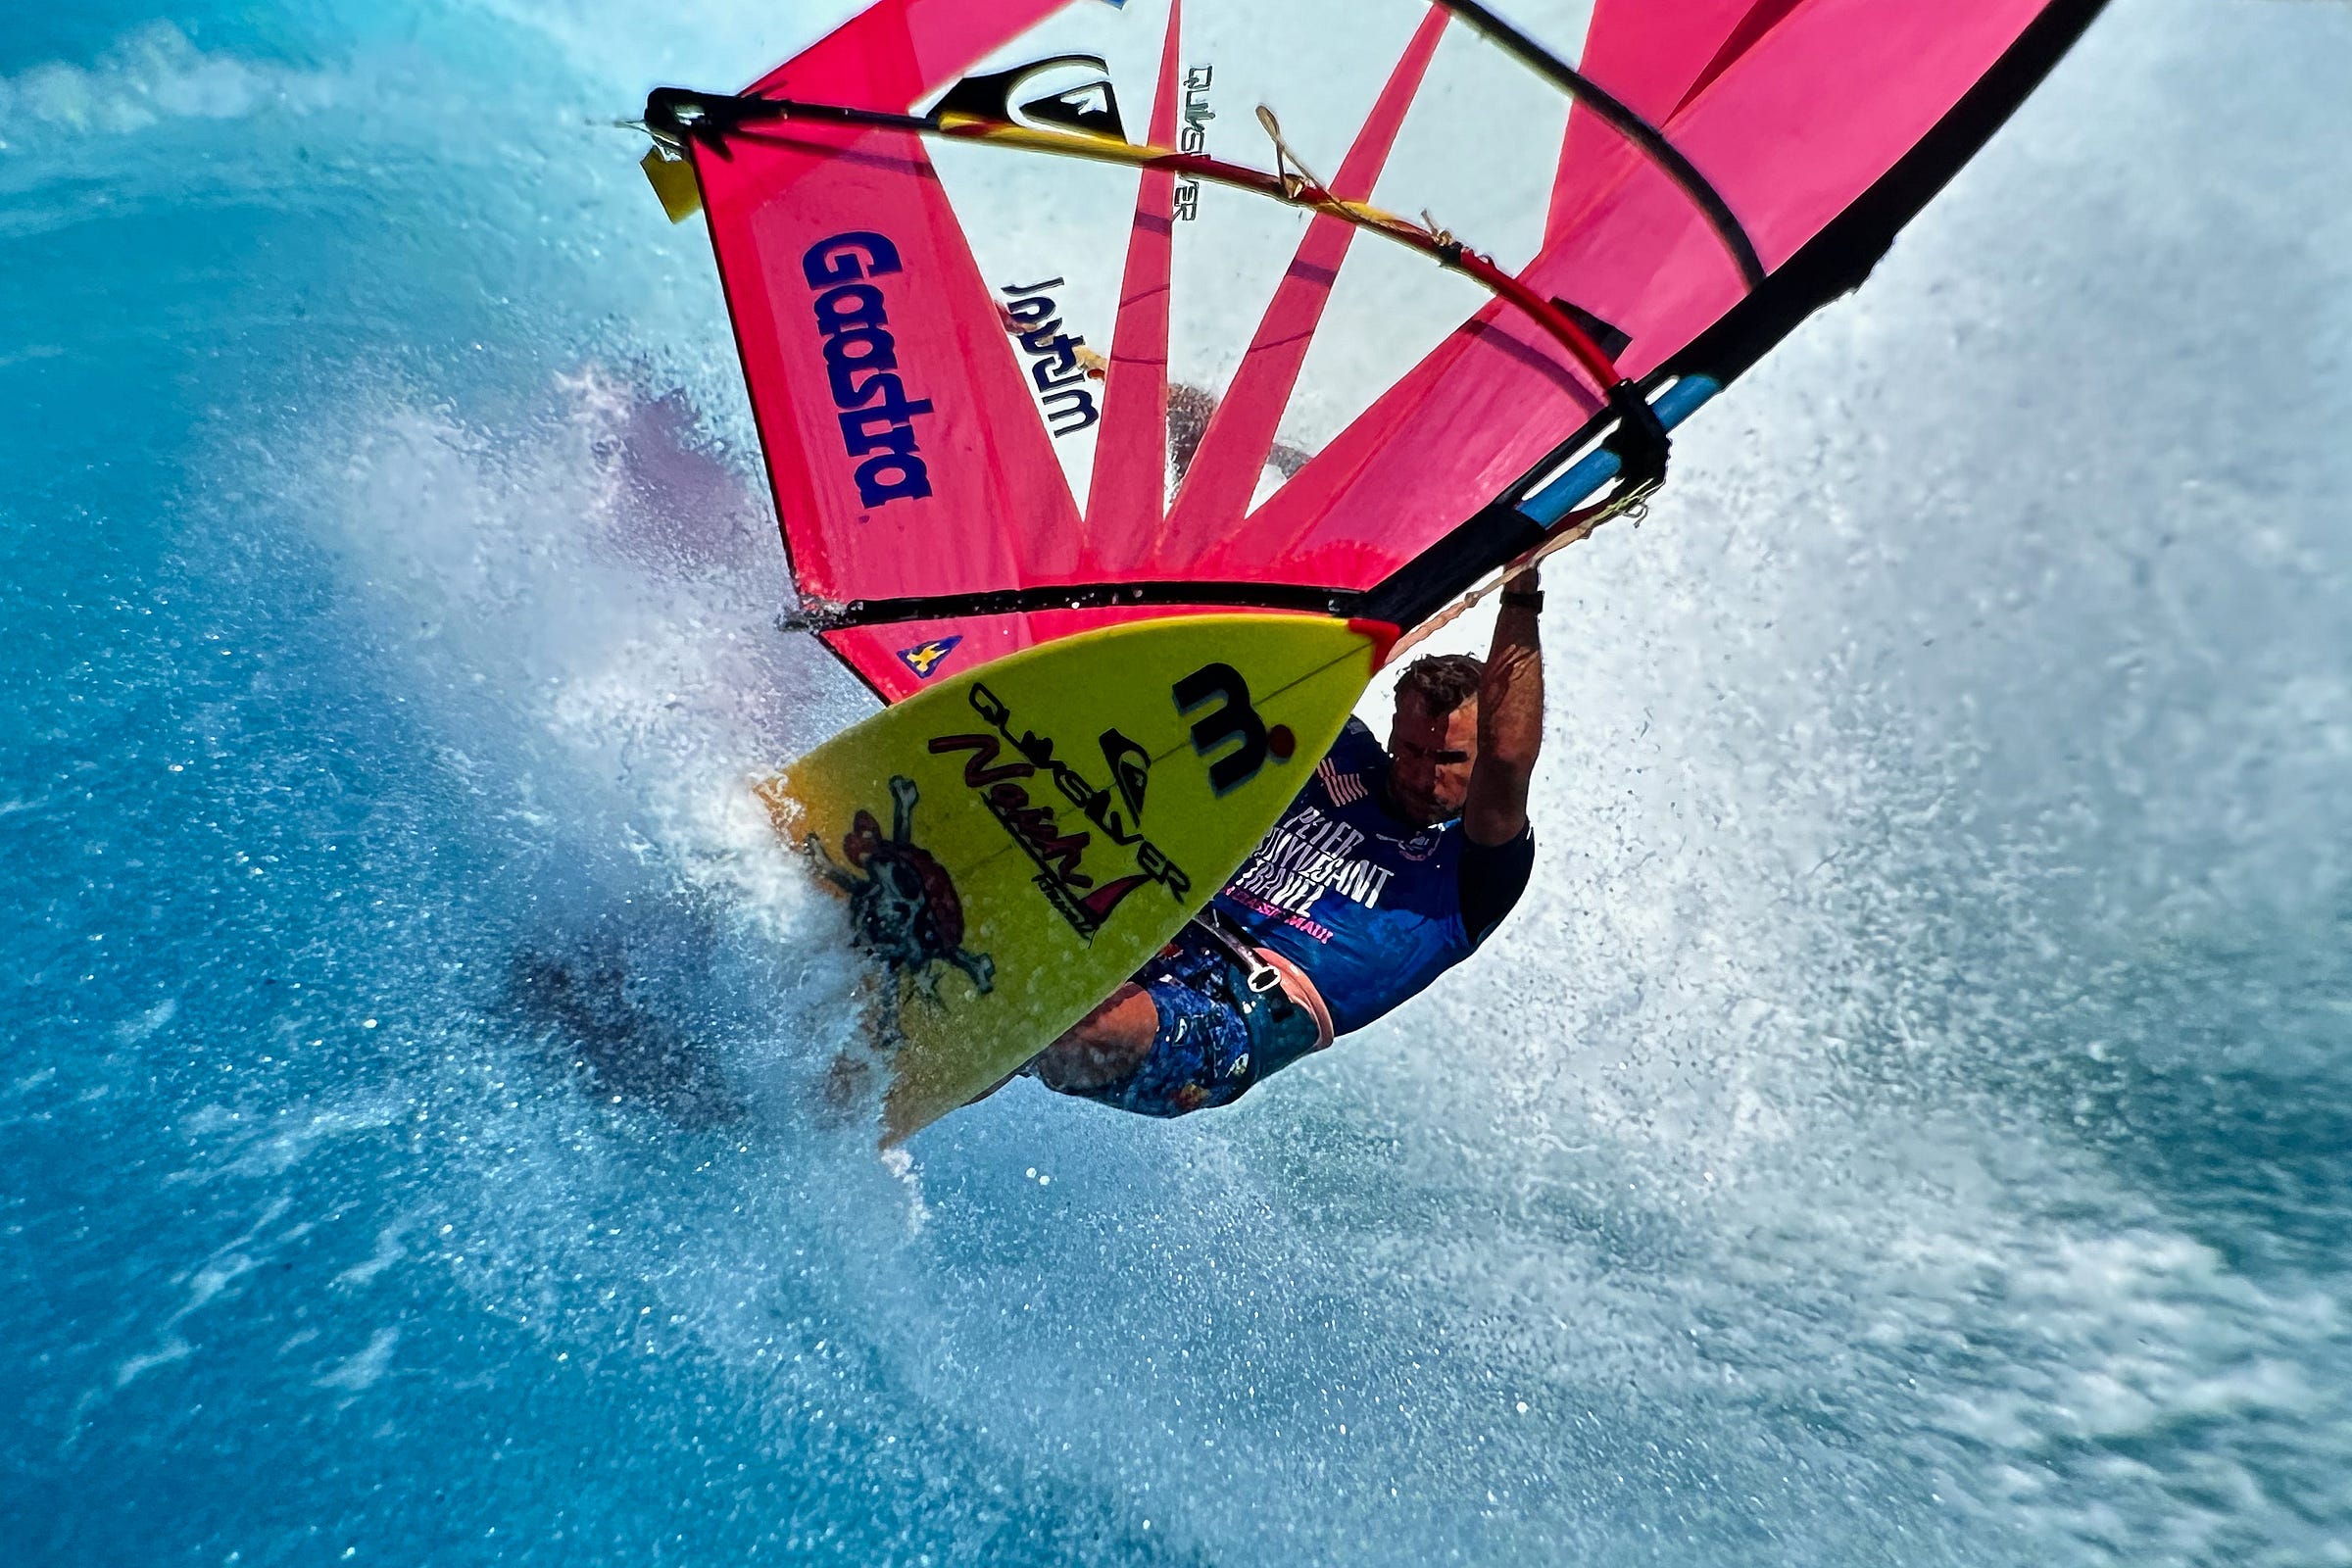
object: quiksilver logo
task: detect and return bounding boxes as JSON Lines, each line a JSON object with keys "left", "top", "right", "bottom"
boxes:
{"left": 803, "top": 231, "right": 935, "bottom": 508}
{"left": 934, "top": 55, "right": 1128, "bottom": 142}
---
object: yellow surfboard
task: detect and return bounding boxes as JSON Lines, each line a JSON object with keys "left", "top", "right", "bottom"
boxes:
{"left": 760, "top": 614, "right": 1381, "bottom": 1142}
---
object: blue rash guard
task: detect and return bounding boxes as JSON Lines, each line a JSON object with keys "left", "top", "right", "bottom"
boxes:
{"left": 1211, "top": 716, "right": 1534, "bottom": 1037}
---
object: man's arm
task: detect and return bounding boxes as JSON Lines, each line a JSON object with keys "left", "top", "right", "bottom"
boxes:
{"left": 1462, "top": 566, "right": 1544, "bottom": 848}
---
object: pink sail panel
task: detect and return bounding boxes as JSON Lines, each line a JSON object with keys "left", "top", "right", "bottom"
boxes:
{"left": 745, "top": 0, "right": 1069, "bottom": 108}
{"left": 1079, "top": 0, "right": 1185, "bottom": 564}
{"left": 1542, "top": 0, "right": 1767, "bottom": 243}
{"left": 695, "top": 124, "right": 1081, "bottom": 589}
{"left": 1224, "top": 0, "right": 2054, "bottom": 584}
{"left": 1148, "top": 3, "right": 1452, "bottom": 573}
{"left": 829, "top": 602, "right": 1289, "bottom": 705}
{"left": 1530, "top": 0, "right": 2059, "bottom": 381}
{"left": 692, "top": 0, "right": 1088, "bottom": 697}
{"left": 1199, "top": 303, "right": 1602, "bottom": 585}
{"left": 685, "top": 0, "right": 2082, "bottom": 702}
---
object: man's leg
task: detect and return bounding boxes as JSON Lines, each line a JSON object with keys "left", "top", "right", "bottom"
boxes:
{"left": 962, "top": 982, "right": 1159, "bottom": 1106}
{"left": 1029, "top": 983, "right": 1158, "bottom": 1091}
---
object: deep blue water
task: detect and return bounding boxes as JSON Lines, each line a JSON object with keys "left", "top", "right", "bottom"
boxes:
{"left": 7, "top": 1, "right": 2352, "bottom": 1563}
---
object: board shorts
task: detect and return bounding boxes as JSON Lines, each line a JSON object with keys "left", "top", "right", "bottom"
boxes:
{"left": 1056, "top": 924, "right": 1326, "bottom": 1118}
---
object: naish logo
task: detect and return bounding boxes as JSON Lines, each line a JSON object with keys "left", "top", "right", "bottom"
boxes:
{"left": 803, "top": 231, "right": 936, "bottom": 509}
{"left": 927, "top": 684, "right": 1189, "bottom": 940}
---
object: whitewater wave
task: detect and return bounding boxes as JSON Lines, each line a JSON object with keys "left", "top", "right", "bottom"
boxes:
{"left": 0, "top": 24, "right": 337, "bottom": 146}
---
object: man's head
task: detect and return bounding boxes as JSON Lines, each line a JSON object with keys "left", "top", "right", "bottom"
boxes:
{"left": 1386, "top": 654, "right": 1484, "bottom": 827}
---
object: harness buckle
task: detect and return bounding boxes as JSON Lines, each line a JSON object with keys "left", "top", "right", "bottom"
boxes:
{"left": 1191, "top": 911, "right": 1287, "bottom": 998}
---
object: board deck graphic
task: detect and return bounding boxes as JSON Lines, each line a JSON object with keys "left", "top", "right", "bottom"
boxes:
{"left": 762, "top": 613, "right": 1382, "bottom": 1140}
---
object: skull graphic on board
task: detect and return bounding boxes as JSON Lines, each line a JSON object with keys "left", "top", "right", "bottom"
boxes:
{"left": 804, "top": 774, "right": 994, "bottom": 1001}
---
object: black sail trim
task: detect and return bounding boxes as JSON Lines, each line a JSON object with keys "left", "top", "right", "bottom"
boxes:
{"left": 789, "top": 581, "right": 1365, "bottom": 632}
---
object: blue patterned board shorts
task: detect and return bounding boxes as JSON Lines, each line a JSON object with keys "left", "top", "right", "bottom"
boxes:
{"left": 1064, "top": 926, "right": 1321, "bottom": 1118}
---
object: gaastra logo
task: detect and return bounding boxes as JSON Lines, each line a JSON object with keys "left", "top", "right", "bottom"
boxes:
{"left": 895, "top": 635, "right": 962, "bottom": 680}
{"left": 803, "top": 231, "right": 936, "bottom": 509}
{"left": 928, "top": 684, "right": 1189, "bottom": 940}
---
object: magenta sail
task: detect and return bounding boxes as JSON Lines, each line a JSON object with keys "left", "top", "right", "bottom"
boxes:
{"left": 659, "top": 0, "right": 2107, "bottom": 702}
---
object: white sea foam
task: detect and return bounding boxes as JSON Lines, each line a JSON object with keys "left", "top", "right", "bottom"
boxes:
{"left": 314, "top": 1326, "right": 402, "bottom": 1393}
{"left": 112, "top": 999, "right": 178, "bottom": 1045}
{"left": 0, "top": 24, "right": 335, "bottom": 147}
{"left": 331, "top": 1220, "right": 416, "bottom": 1290}
{"left": 294, "top": 367, "right": 861, "bottom": 916}
{"left": 443, "top": 0, "right": 860, "bottom": 96}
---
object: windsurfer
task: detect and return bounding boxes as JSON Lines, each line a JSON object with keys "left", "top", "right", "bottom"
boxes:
{"left": 1008, "top": 569, "right": 1545, "bottom": 1117}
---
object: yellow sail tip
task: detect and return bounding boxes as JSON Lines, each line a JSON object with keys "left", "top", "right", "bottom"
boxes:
{"left": 640, "top": 145, "right": 702, "bottom": 223}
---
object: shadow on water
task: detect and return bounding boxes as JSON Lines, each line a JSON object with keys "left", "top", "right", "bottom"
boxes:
{"left": 2027, "top": 904, "right": 2352, "bottom": 1285}
{"left": 1834, "top": 808, "right": 2352, "bottom": 1288}
{"left": 502, "top": 906, "right": 751, "bottom": 1131}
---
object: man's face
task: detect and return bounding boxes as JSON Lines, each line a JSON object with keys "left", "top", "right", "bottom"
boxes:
{"left": 1386, "top": 690, "right": 1478, "bottom": 827}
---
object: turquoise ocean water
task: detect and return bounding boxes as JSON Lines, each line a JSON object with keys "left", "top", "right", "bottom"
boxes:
{"left": 7, "top": 1, "right": 2352, "bottom": 1562}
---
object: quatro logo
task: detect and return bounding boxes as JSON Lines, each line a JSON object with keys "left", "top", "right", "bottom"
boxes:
{"left": 1172, "top": 663, "right": 1295, "bottom": 797}
{"left": 895, "top": 636, "right": 961, "bottom": 680}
